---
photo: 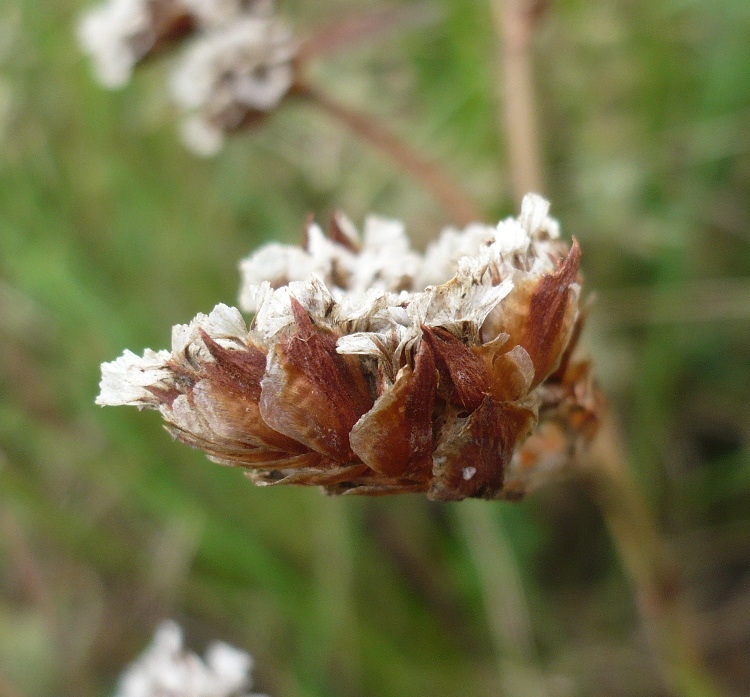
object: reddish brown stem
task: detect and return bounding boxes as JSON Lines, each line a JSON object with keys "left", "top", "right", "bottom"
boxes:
{"left": 297, "top": 4, "right": 440, "bottom": 64}
{"left": 294, "top": 84, "right": 483, "bottom": 226}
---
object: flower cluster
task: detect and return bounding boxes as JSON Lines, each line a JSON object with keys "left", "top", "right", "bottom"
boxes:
{"left": 115, "top": 620, "right": 267, "bottom": 697}
{"left": 78, "top": 0, "right": 295, "bottom": 154}
{"left": 98, "top": 194, "right": 598, "bottom": 500}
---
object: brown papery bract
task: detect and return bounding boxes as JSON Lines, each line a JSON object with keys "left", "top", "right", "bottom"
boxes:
{"left": 98, "top": 195, "right": 600, "bottom": 500}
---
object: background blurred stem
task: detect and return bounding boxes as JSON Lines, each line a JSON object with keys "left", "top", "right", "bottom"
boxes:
{"left": 491, "top": 0, "right": 546, "bottom": 201}
{"left": 294, "top": 84, "right": 483, "bottom": 226}
{"left": 0, "top": 667, "right": 26, "bottom": 697}
{"left": 490, "top": 0, "right": 722, "bottom": 692}
{"left": 584, "top": 412, "right": 723, "bottom": 697}
{"left": 455, "top": 504, "right": 548, "bottom": 697}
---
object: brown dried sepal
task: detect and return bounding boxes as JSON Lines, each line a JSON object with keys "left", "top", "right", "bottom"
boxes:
{"left": 155, "top": 334, "right": 325, "bottom": 470}
{"left": 421, "top": 326, "right": 486, "bottom": 412}
{"left": 482, "top": 239, "right": 581, "bottom": 387}
{"left": 349, "top": 339, "right": 436, "bottom": 478}
{"left": 503, "top": 355, "right": 602, "bottom": 499}
{"left": 197, "top": 330, "right": 304, "bottom": 454}
{"left": 259, "top": 298, "right": 373, "bottom": 461}
{"left": 429, "top": 397, "right": 537, "bottom": 501}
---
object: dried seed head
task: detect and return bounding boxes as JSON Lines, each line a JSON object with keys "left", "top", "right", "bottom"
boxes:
{"left": 78, "top": 0, "right": 278, "bottom": 89}
{"left": 77, "top": 0, "right": 293, "bottom": 151}
{"left": 98, "top": 194, "right": 599, "bottom": 501}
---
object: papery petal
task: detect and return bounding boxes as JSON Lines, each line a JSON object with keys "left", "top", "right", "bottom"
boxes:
{"left": 96, "top": 348, "right": 172, "bottom": 407}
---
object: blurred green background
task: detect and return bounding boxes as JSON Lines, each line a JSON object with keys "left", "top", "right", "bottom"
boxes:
{"left": 1, "top": 0, "right": 750, "bottom": 695}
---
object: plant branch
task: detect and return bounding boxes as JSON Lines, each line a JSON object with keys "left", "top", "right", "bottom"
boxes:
{"left": 293, "top": 84, "right": 483, "bottom": 226}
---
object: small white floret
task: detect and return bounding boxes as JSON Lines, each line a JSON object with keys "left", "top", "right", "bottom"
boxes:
{"left": 96, "top": 348, "right": 172, "bottom": 407}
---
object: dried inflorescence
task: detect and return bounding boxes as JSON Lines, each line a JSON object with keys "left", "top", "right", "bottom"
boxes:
{"left": 78, "top": 0, "right": 294, "bottom": 154}
{"left": 170, "top": 13, "right": 296, "bottom": 155}
{"left": 98, "top": 194, "right": 599, "bottom": 500}
{"left": 114, "top": 620, "right": 267, "bottom": 697}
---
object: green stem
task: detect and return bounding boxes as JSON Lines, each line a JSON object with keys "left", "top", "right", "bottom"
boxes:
{"left": 584, "top": 413, "right": 723, "bottom": 697}
{"left": 455, "top": 503, "right": 549, "bottom": 697}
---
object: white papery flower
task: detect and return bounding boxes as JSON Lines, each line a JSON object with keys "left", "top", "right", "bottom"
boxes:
{"left": 114, "top": 620, "right": 268, "bottom": 697}
{"left": 170, "top": 15, "right": 295, "bottom": 153}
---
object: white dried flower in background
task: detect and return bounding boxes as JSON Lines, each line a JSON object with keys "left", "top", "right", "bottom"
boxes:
{"left": 78, "top": 0, "right": 196, "bottom": 89}
{"left": 171, "top": 16, "right": 296, "bottom": 155}
{"left": 98, "top": 194, "right": 599, "bottom": 501}
{"left": 77, "top": 0, "right": 291, "bottom": 129}
{"left": 114, "top": 620, "right": 268, "bottom": 697}
{"left": 78, "top": 0, "right": 160, "bottom": 88}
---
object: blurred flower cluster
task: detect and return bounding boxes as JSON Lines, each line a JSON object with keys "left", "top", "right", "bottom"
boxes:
{"left": 78, "top": 0, "right": 294, "bottom": 154}
{"left": 98, "top": 194, "right": 599, "bottom": 501}
{"left": 115, "top": 620, "right": 267, "bottom": 697}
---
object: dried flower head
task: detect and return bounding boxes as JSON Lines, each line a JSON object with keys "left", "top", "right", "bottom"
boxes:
{"left": 115, "top": 620, "right": 267, "bottom": 697}
{"left": 171, "top": 15, "right": 296, "bottom": 155}
{"left": 98, "top": 194, "right": 598, "bottom": 501}
{"left": 79, "top": 0, "right": 295, "bottom": 154}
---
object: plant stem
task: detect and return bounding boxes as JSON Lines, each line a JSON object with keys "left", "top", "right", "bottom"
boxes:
{"left": 455, "top": 503, "right": 549, "bottom": 697}
{"left": 490, "top": 1, "right": 720, "bottom": 691}
{"left": 491, "top": 0, "right": 546, "bottom": 202}
{"left": 293, "top": 84, "right": 483, "bottom": 226}
{"left": 583, "top": 412, "right": 723, "bottom": 697}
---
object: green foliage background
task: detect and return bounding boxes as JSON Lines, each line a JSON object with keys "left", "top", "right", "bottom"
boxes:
{"left": 1, "top": 1, "right": 749, "bottom": 695}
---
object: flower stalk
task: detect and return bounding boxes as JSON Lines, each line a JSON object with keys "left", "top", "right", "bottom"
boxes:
{"left": 292, "top": 83, "right": 483, "bottom": 226}
{"left": 491, "top": 0, "right": 546, "bottom": 202}
{"left": 583, "top": 414, "right": 723, "bottom": 697}
{"left": 489, "top": 2, "right": 722, "bottom": 692}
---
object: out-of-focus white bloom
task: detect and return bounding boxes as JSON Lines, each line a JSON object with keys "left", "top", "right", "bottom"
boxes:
{"left": 171, "top": 15, "right": 295, "bottom": 154}
{"left": 79, "top": 0, "right": 293, "bottom": 152}
{"left": 78, "top": 0, "right": 156, "bottom": 88}
{"left": 180, "top": 114, "right": 226, "bottom": 156}
{"left": 114, "top": 620, "right": 267, "bottom": 697}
